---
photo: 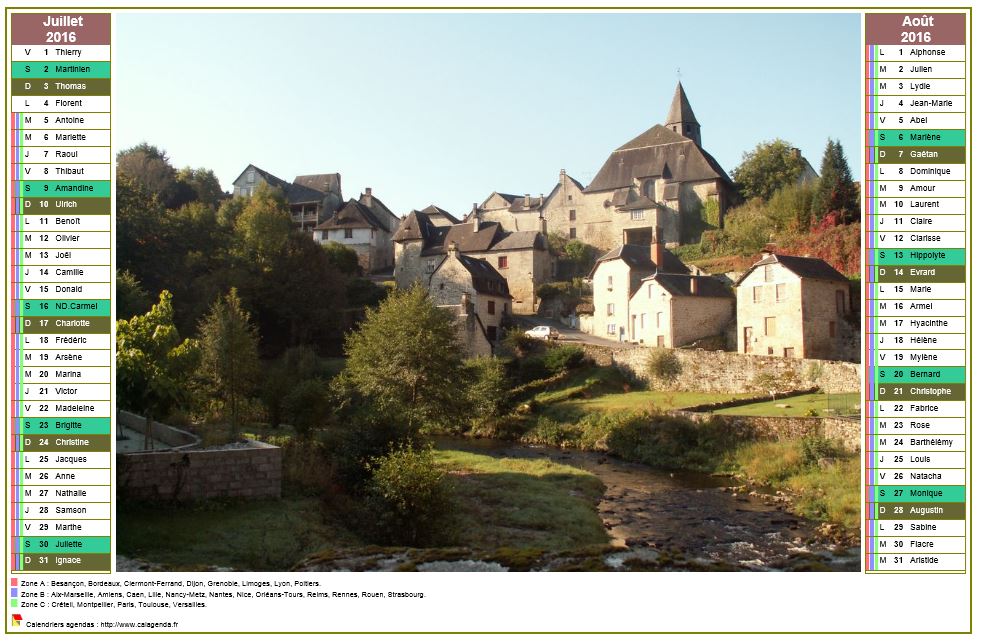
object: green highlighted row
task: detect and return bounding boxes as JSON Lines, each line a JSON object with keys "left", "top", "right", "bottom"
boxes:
{"left": 15, "top": 182, "right": 111, "bottom": 198}
{"left": 875, "top": 249, "right": 965, "bottom": 265}
{"left": 875, "top": 486, "right": 965, "bottom": 503}
{"left": 19, "top": 418, "right": 111, "bottom": 434}
{"left": 20, "top": 300, "right": 110, "bottom": 316}
{"left": 19, "top": 537, "right": 110, "bottom": 554}
{"left": 876, "top": 367, "right": 965, "bottom": 384}
{"left": 875, "top": 130, "right": 965, "bottom": 146}
{"left": 11, "top": 62, "right": 111, "bottom": 78}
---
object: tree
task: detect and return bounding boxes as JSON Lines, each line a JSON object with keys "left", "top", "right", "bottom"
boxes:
{"left": 116, "top": 291, "right": 198, "bottom": 449}
{"left": 198, "top": 288, "right": 261, "bottom": 440}
{"left": 811, "top": 139, "right": 860, "bottom": 223}
{"left": 233, "top": 183, "right": 293, "bottom": 267}
{"left": 174, "top": 167, "right": 224, "bottom": 207}
{"left": 732, "top": 139, "right": 807, "bottom": 201}
{"left": 116, "top": 270, "right": 150, "bottom": 320}
{"left": 116, "top": 142, "right": 177, "bottom": 203}
{"left": 321, "top": 241, "right": 361, "bottom": 275}
{"left": 343, "top": 285, "right": 466, "bottom": 430}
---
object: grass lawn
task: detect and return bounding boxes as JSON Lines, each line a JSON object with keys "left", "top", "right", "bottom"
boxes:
{"left": 435, "top": 449, "right": 608, "bottom": 552}
{"left": 716, "top": 392, "right": 860, "bottom": 417}
{"left": 118, "top": 495, "right": 359, "bottom": 571}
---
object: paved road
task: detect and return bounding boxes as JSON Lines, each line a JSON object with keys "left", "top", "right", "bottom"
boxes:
{"left": 510, "top": 314, "right": 628, "bottom": 349}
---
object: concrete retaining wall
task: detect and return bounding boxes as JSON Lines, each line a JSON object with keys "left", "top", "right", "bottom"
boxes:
{"left": 117, "top": 410, "right": 200, "bottom": 449}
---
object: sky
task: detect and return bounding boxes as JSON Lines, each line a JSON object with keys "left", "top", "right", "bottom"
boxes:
{"left": 116, "top": 12, "right": 861, "bottom": 217}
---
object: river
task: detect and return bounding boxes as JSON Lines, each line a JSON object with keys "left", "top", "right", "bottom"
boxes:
{"left": 437, "top": 436, "right": 861, "bottom": 572}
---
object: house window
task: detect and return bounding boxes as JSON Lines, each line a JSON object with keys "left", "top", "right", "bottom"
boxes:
{"left": 607, "top": 303, "right": 615, "bottom": 316}
{"left": 829, "top": 321, "right": 836, "bottom": 337}
{"left": 775, "top": 283, "right": 786, "bottom": 302}
{"left": 657, "top": 336, "right": 665, "bottom": 347}
{"left": 426, "top": 259, "right": 436, "bottom": 273}
{"left": 569, "top": 228, "right": 577, "bottom": 239}
{"left": 784, "top": 347, "right": 795, "bottom": 357}
{"left": 247, "top": 170, "right": 255, "bottom": 184}
{"left": 836, "top": 290, "right": 846, "bottom": 315}
{"left": 488, "top": 300, "right": 496, "bottom": 315}
{"left": 763, "top": 265, "right": 774, "bottom": 282}
{"left": 569, "top": 210, "right": 576, "bottom": 221}
{"left": 567, "top": 195, "right": 573, "bottom": 202}
{"left": 656, "top": 312, "right": 662, "bottom": 327}
{"left": 753, "top": 286, "right": 763, "bottom": 303}
{"left": 606, "top": 323, "right": 616, "bottom": 336}
{"left": 498, "top": 256, "right": 508, "bottom": 269}
{"left": 764, "top": 317, "right": 776, "bottom": 336}
{"left": 344, "top": 228, "right": 353, "bottom": 239}
{"left": 640, "top": 313, "right": 646, "bottom": 329}
{"left": 607, "top": 275, "right": 613, "bottom": 289}
{"left": 767, "top": 347, "right": 774, "bottom": 355}
{"left": 630, "top": 209, "right": 644, "bottom": 220}
{"left": 648, "top": 284, "right": 653, "bottom": 298}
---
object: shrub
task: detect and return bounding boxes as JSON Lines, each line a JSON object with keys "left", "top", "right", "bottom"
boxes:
{"left": 503, "top": 328, "right": 545, "bottom": 357}
{"left": 530, "top": 417, "right": 580, "bottom": 447}
{"left": 326, "top": 413, "right": 416, "bottom": 491}
{"left": 647, "top": 348, "right": 682, "bottom": 385}
{"left": 463, "top": 356, "right": 511, "bottom": 430}
{"left": 799, "top": 433, "right": 839, "bottom": 466}
{"left": 361, "top": 444, "right": 452, "bottom": 546}
{"left": 543, "top": 345, "right": 585, "bottom": 374}
{"left": 282, "top": 378, "right": 331, "bottom": 437}
{"left": 518, "top": 356, "right": 550, "bottom": 383}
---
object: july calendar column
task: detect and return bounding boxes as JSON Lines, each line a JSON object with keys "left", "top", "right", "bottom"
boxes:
{"left": 864, "top": 12, "right": 967, "bottom": 573}
{"left": 9, "top": 13, "right": 112, "bottom": 573}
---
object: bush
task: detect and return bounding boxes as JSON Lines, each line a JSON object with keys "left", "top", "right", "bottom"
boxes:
{"left": 799, "top": 433, "right": 840, "bottom": 466}
{"left": 463, "top": 356, "right": 512, "bottom": 430}
{"left": 326, "top": 413, "right": 416, "bottom": 491}
{"left": 361, "top": 444, "right": 452, "bottom": 546}
{"left": 530, "top": 417, "right": 580, "bottom": 447}
{"left": 282, "top": 378, "right": 331, "bottom": 436}
{"left": 503, "top": 328, "right": 546, "bottom": 357}
{"left": 647, "top": 348, "right": 682, "bottom": 385}
{"left": 518, "top": 356, "right": 550, "bottom": 383}
{"left": 543, "top": 345, "right": 585, "bottom": 375}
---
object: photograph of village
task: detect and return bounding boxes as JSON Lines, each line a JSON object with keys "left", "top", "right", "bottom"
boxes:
{"left": 115, "top": 12, "right": 862, "bottom": 572}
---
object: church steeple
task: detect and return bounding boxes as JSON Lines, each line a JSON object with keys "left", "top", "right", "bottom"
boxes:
{"left": 665, "top": 82, "right": 701, "bottom": 148}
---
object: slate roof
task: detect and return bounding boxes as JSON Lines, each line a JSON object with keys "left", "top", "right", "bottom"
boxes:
{"left": 315, "top": 199, "right": 385, "bottom": 231}
{"left": 449, "top": 254, "right": 511, "bottom": 297}
{"left": 232, "top": 165, "right": 330, "bottom": 205}
{"left": 588, "top": 244, "right": 690, "bottom": 278}
{"left": 419, "top": 204, "right": 460, "bottom": 224}
{"left": 489, "top": 230, "right": 547, "bottom": 252}
{"left": 586, "top": 127, "right": 731, "bottom": 193}
{"left": 359, "top": 193, "right": 399, "bottom": 232}
{"left": 734, "top": 254, "right": 849, "bottom": 286}
{"left": 508, "top": 195, "right": 546, "bottom": 213}
{"left": 642, "top": 273, "right": 734, "bottom": 299}
{"left": 665, "top": 82, "right": 699, "bottom": 126}
{"left": 294, "top": 173, "right": 341, "bottom": 196}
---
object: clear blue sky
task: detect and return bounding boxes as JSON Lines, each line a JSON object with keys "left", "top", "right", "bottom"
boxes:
{"left": 116, "top": 11, "right": 860, "bottom": 216}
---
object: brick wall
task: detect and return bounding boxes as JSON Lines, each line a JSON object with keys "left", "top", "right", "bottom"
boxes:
{"left": 118, "top": 441, "right": 282, "bottom": 501}
{"left": 580, "top": 344, "right": 861, "bottom": 395}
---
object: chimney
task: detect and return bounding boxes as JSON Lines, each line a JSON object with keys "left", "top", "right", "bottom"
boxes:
{"left": 651, "top": 240, "right": 664, "bottom": 267}
{"left": 460, "top": 291, "right": 472, "bottom": 314}
{"left": 473, "top": 216, "right": 481, "bottom": 233}
{"left": 560, "top": 168, "right": 566, "bottom": 178}
{"left": 448, "top": 241, "right": 459, "bottom": 258}
{"left": 690, "top": 275, "right": 698, "bottom": 295}
{"left": 791, "top": 148, "right": 801, "bottom": 159}
{"left": 540, "top": 216, "right": 548, "bottom": 235}
{"left": 361, "top": 187, "right": 372, "bottom": 206}
{"left": 524, "top": 193, "right": 531, "bottom": 207}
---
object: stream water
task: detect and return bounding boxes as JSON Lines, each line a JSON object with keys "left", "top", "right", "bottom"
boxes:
{"left": 438, "top": 437, "right": 861, "bottom": 572}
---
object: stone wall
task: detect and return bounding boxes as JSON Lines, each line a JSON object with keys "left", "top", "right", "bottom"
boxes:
{"left": 669, "top": 411, "right": 861, "bottom": 452}
{"left": 117, "top": 415, "right": 281, "bottom": 501}
{"left": 579, "top": 344, "right": 861, "bottom": 395}
{"left": 118, "top": 410, "right": 199, "bottom": 449}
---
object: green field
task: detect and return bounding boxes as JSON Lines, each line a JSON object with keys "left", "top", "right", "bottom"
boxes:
{"left": 716, "top": 392, "right": 860, "bottom": 417}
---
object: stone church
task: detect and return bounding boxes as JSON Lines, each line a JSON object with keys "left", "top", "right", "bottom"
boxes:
{"left": 467, "top": 83, "right": 736, "bottom": 251}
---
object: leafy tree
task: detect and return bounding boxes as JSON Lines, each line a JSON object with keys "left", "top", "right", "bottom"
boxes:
{"left": 175, "top": 167, "right": 224, "bottom": 207}
{"left": 282, "top": 379, "right": 332, "bottom": 437}
{"left": 116, "top": 291, "right": 198, "bottom": 449}
{"left": 732, "top": 139, "right": 807, "bottom": 201}
{"left": 116, "top": 270, "right": 150, "bottom": 320}
{"left": 463, "top": 356, "right": 511, "bottom": 430}
{"left": 198, "top": 288, "right": 261, "bottom": 440}
{"left": 563, "top": 239, "right": 595, "bottom": 275}
{"left": 647, "top": 348, "right": 682, "bottom": 385}
{"left": 811, "top": 139, "right": 860, "bottom": 223}
{"left": 116, "top": 142, "right": 177, "bottom": 203}
{"left": 343, "top": 285, "right": 466, "bottom": 430}
{"left": 233, "top": 183, "right": 293, "bottom": 267}
{"left": 321, "top": 241, "right": 361, "bottom": 275}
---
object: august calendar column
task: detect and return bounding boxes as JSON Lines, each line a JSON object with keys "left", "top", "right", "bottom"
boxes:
{"left": 864, "top": 13, "right": 967, "bottom": 573}
{"left": 9, "top": 13, "right": 112, "bottom": 573}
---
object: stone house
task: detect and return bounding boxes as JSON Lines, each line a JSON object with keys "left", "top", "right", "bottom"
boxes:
{"left": 468, "top": 192, "right": 547, "bottom": 233}
{"left": 313, "top": 188, "right": 400, "bottom": 272}
{"left": 627, "top": 273, "right": 734, "bottom": 347}
{"left": 587, "top": 242, "right": 690, "bottom": 342}
{"left": 734, "top": 253, "right": 854, "bottom": 360}
{"left": 393, "top": 211, "right": 550, "bottom": 314}
{"left": 429, "top": 243, "right": 512, "bottom": 345}
{"left": 231, "top": 164, "right": 344, "bottom": 231}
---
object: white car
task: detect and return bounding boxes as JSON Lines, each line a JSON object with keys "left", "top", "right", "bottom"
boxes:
{"left": 525, "top": 325, "right": 560, "bottom": 340}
